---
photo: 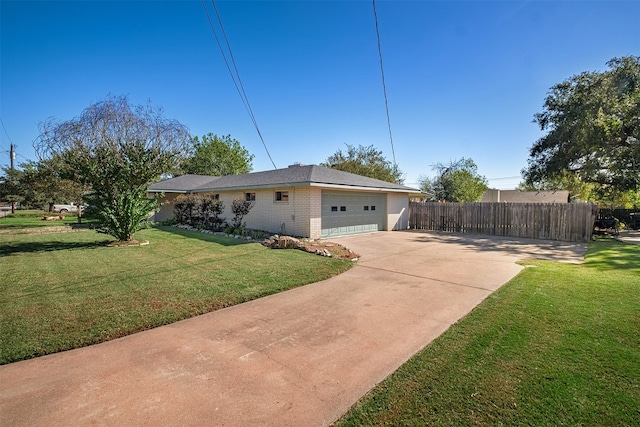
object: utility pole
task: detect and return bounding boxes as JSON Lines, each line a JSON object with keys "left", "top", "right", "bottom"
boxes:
{"left": 10, "top": 143, "right": 15, "bottom": 214}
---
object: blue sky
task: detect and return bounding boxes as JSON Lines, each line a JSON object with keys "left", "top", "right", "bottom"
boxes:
{"left": 1, "top": 0, "right": 638, "bottom": 189}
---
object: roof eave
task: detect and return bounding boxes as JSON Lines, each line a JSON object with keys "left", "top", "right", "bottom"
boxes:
{"left": 147, "top": 189, "right": 190, "bottom": 193}
{"left": 309, "top": 182, "right": 416, "bottom": 193}
{"left": 150, "top": 181, "right": 418, "bottom": 194}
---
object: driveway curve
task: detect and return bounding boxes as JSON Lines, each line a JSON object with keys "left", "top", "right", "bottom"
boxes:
{"left": 0, "top": 231, "right": 587, "bottom": 427}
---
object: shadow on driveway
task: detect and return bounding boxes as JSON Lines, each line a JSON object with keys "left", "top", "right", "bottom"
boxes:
{"left": 403, "top": 230, "right": 588, "bottom": 263}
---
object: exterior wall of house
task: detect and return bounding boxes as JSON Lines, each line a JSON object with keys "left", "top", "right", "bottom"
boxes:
{"left": 152, "top": 186, "right": 408, "bottom": 239}
{"left": 238, "top": 187, "right": 312, "bottom": 237}
{"left": 153, "top": 193, "right": 180, "bottom": 222}
{"left": 386, "top": 192, "right": 409, "bottom": 231}
{"left": 308, "top": 187, "right": 322, "bottom": 239}
{"left": 152, "top": 187, "right": 316, "bottom": 237}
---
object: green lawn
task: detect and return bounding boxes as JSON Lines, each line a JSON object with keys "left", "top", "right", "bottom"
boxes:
{"left": 336, "top": 239, "right": 640, "bottom": 426}
{"left": 0, "top": 210, "right": 94, "bottom": 229}
{"left": 0, "top": 226, "right": 353, "bottom": 365}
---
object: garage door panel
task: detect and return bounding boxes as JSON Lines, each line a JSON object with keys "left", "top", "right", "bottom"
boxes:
{"left": 321, "top": 191, "right": 385, "bottom": 237}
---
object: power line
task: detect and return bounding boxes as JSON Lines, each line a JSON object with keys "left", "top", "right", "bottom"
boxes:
{"left": 0, "top": 116, "right": 15, "bottom": 150}
{"left": 0, "top": 118, "right": 17, "bottom": 213}
{"left": 487, "top": 176, "right": 522, "bottom": 181}
{"left": 372, "top": 0, "right": 396, "bottom": 167}
{"left": 200, "top": 0, "right": 277, "bottom": 169}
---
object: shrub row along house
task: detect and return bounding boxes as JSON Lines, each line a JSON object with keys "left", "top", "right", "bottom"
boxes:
{"left": 148, "top": 164, "right": 420, "bottom": 239}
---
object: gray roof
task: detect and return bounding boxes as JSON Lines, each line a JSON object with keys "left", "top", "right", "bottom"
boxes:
{"left": 149, "top": 174, "right": 220, "bottom": 192}
{"left": 149, "top": 165, "right": 418, "bottom": 193}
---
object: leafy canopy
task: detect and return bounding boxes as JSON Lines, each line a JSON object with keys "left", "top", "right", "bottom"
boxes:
{"left": 182, "top": 133, "right": 254, "bottom": 176}
{"left": 419, "top": 158, "right": 488, "bottom": 202}
{"left": 0, "top": 159, "right": 87, "bottom": 211}
{"left": 517, "top": 171, "right": 594, "bottom": 203}
{"left": 35, "top": 95, "right": 191, "bottom": 241}
{"left": 0, "top": 167, "right": 24, "bottom": 207}
{"left": 523, "top": 56, "right": 640, "bottom": 195}
{"left": 321, "top": 143, "right": 404, "bottom": 184}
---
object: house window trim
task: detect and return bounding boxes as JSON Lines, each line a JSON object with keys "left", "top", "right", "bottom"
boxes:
{"left": 245, "top": 192, "right": 256, "bottom": 202}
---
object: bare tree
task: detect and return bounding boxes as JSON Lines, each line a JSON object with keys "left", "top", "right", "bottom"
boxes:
{"left": 36, "top": 95, "right": 191, "bottom": 242}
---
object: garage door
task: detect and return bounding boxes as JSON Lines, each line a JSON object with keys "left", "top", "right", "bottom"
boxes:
{"left": 321, "top": 191, "right": 386, "bottom": 237}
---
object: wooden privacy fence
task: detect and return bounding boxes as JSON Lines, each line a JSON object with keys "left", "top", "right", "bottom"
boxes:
{"left": 409, "top": 202, "right": 598, "bottom": 243}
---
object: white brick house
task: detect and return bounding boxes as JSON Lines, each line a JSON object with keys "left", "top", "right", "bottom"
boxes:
{"left": 148, "top": 164, "right": 420, "bottom": 239}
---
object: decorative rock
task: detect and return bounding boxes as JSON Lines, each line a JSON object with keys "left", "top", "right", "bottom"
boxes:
{"left": 262, "top": 234, "right": 359, "bottom": 261}
{"left": 278, "top": 236, "right": 300, "bottom": 249}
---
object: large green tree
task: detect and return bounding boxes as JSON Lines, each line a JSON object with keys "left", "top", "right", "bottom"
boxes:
{"left": 35, "top": 95, "right": 191, "bottom": 242}
{"left": 182, "top": 133, "right": 254, "bottom": 176}
{"left": 419, "top": 158, "right": 488, "bottom": 202}
{"left": 517, "top": 171, "right": 595, "bottom": 203}
{"left": 0, "top": 167, "right": 24, "bottom": 211}
{"left": 17, "top": 159, "right": 87, "bottom": 211}
{"left": 523, "top": 56, "right": 640, "bottom": 194}
{"left": 322, "top": 143, "right": 404, "bottom": 184}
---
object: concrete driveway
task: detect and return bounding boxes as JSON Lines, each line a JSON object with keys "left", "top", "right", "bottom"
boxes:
{"left": 0, "top": 231, "right": 587, "bottom": 427}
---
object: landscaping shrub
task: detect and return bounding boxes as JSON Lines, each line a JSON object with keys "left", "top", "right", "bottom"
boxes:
{"left": 159, "top": 216, "right": 179, "bottom": 226}
{"left": 173, "top": 194, "right": 198, "bottom": 225}
{"left": 173, "top": 193, "right": 226, "bottom": 231}
{"left": 200, "top": 195, "right": 225, "bottom": 231}
{"left": 230, "top": 199, "right": 253, "bottom": 230}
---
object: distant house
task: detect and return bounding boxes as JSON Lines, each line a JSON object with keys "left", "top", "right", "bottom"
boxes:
{"left": 148, "top": 164, "right": 420, "bottom": 239}
{"left": 481, "top": 189, "right": 570, "bottom": 204}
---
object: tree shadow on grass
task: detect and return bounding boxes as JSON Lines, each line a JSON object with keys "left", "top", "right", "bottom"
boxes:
{"left": 153, "top": 226, "right": 256, "bottom": 247}
{"left": 0, "top": 240, "right": 107, "bottom": 256}
{"left": 582, "top": 239, "right": 640, "bottom": 273}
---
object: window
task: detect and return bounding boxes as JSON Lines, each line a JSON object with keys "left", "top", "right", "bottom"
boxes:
{"left": 245, "top": 192, "right": 256, "bottom": 201}
{"left": 364, "top": 206, "right": 369, "bottom": 211}
{"left": 274, "top": 191, "right": 289, "bottom": 202}
{"left": 212, "top": 194, "right": 219, "bottom": 200}
{"left": 340, "top": 206, "right": 346, "bottom": 212}
{"left": 370, "top": 205, "right": 376, "bottom": 211}
{"left": 331, "top": 206, "right": 338, "bottom": 212}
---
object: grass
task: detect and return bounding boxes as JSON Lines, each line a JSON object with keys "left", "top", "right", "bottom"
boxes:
{"left": 0, "top": 210, "right": 95, "bottom": 229}
{"left": 0, "top": 226, "right": 353, "bottom": 365}
{"left": 336, "top": 238, "right": 640, "bottom": 426}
